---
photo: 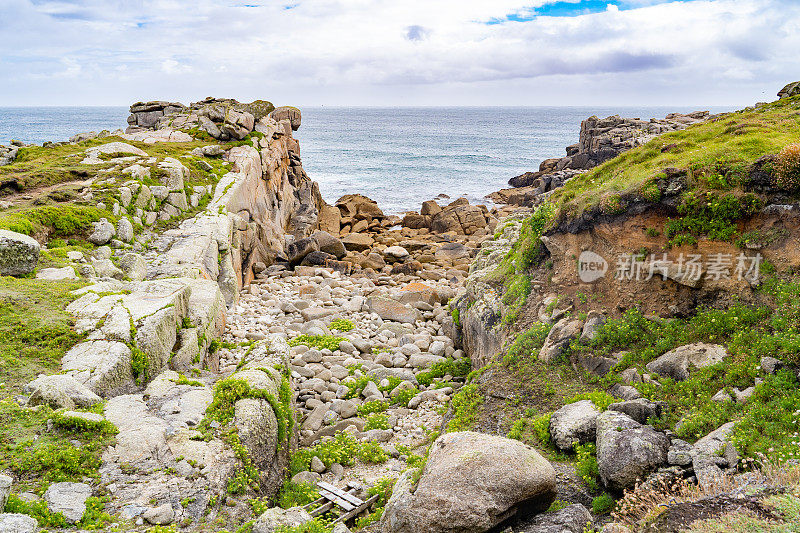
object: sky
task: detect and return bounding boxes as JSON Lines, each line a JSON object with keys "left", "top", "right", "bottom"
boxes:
{"left": 0, "top": 0, "right": 798, "bottom": 107}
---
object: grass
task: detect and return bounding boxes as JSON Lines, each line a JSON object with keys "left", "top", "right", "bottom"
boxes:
{"left": 0, "top": 277, "right": 85, "bottom": 392}
{"left": 550, "top": 95, "right": 800, "bottom": 220}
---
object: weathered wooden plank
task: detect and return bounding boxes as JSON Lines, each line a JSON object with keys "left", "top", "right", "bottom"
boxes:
{"left": 334, "top": 494, "right": 380, "bottom": 524}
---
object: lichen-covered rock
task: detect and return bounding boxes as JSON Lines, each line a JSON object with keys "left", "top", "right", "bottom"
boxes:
{"left": 778, "top": 81, "right": 800, "bottom": 99}
{"left": 88, "top": 218, "right": 116, "bottom": 245}
{"left": 44, "top": 482, "right": 91, "bottom": 524}
{"left": 0, "top": 229, "right": 40, "bottom": 276}
{"left": 539, "top": 317, "right": 583, "bottom": 362}
{"left": 381, "top": 432, "right": 556, "bottom": 533}
{"left": 515, "top": 503, "right": 592, "bottom": 533}
{"left": 25, "top": 374, "right": 102, "bottom": 409}
{"left": 549, "top": 400, "right": 600, "bottom": 451}
{"left": 0, "top": 514, "right": 38, "bottom": 533}
{"left": 62, "top": 340, "right": 135, "bottom": 397}
{"left": 0, "top": 474, "right": 11, "bottom": 512}
{"left": 645, "top": 343, "right": 727, "bottom": 381}
{"left": 596, "top": 411, "right": 669, "bottom": 491}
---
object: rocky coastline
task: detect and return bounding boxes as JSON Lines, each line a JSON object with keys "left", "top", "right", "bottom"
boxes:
{"left": 1, "top": 83, "right": 800, "bottom": 533}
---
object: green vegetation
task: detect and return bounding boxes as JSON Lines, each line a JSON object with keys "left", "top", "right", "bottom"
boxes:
{"left": 575, "top": 443, "right": 600, "bottom": 491}
{"left": 0, "top": 277, "right": 85, "bottom": 391}
{"left": 416, "top": 357, "right": 471, "bottom": 386}
{"left": 591, "top": 493, "right": 616, "bottom": 515}
{"left": 446, "top": 383, "right": 483, "bottom": 432}
{"left": 356, "top": 400, "right": 388, "bottom": 416}
{"left": 329, "top": 318, "right": 354, "bottom": 332}
{"left": 775, "top": 142, "right": 800, "bottom": 190}
{"left": 288, "top": 432, "right": 388, "bottom": 477}
{"left": 563, "top": 275, "right": 800, "bottom": 461}
{"left": 551, "top": 95, "right": 800, "bottom": 219}
{"left": 364, "top": 412, "right": 390, "bottom": 430}
{"left": 288, "top": 334, "right": 346, "bottom": 351}
{"left": 195, "top": 373, "right": 294, "bottom": 495}
{"left": 664, "top": 191, "right": 762, "bottom": 247}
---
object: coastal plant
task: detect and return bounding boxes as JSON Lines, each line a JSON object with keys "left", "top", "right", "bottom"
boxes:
{"left": 416, "top": 357, "right": 471, "bottom": 386}
{"left": 287, "top": 334, "right": 346, "bottom": 351}
{"left": 775, "top": 142, "right": 800, "bottom": 190}
{"left": 503, "top": 322, "right": 552, "bottom": 367}
{"left": 574, "top": 443, "right": 600, "bottom": 491}
{"left": 591, "top": 494, "right": 616, "bottom": 515}
{"left": 364, "top": 412, "right": 390, "bottom": 430}
{"left": 446, "top": 383, "right": 483, "bottom": 432}
{"left": 328, "top": 318, "right": 354, "bottom": 332}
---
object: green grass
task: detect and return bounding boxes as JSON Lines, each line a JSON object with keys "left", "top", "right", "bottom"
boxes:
{"left": 0, "top": 277, "right": 85, "bottom": 392}
{"left": 550, "top": 95, "right": 800, "bottom": 220}
{"left": 288, "top": 335, "right": 346, "bottom": 351}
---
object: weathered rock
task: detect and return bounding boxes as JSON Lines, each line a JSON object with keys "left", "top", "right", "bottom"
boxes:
{"left": 117, "top": 217, "right": 134, "bottom": 243}
{"left": 778, "top": 81, "right": 800, "bottom": 99}
{"left": 36, "top": 266, "right": 78, "bottom": 280}
{"left": 0, "top": 514, "right": 38, "bottom": 533}
{"left": 381, "top": 432, "right": 556, "bottom": 533}
{"left": 310, "top": 231, "right": 346, "bottom": 259}
{"left": 0, "top": 230, "right": 40, "bottom": 276}
{"left": 539, "top": 318, "right": 583, "bottom": 362}
{"left": 692, "top": 422, "right": 738, "bottom": 490}
{"left": 270, "top": 107, "right": 302, "bottom": 131}
{"left": 143, "top": 503, "right": 175, "bottom": 525}
{"left": 287, "top": 237, "right": 319, "bottom": 264}
{"left": 44, "top": 482, "right": 91, "bottom": 523}
{"left": 579, "top": 311, "right": 605, "bottom": 343}
{"left": 25, "top": 374, "right": 102, "bottom": 409}
{"left": 342, "top": 233, "right": 374, "bottom": 252}
{"left": 367, "top": 296, "right": 420, "bottom": 324}
{"left": 645, "top": 343, "right": 727, "bottom": 381}
{"left": 549, "top": 400, "right": 600, "bottom": 451}
{"left": 607, "top": 398, "right": 665, "bottom": 425}
{"left": 119, "top": 253, "right": 147, "bottom": 281}
{"left": 595, "top": 411, "right": 669, "bottom": 491}
{"left": 62, "top": 340, "right": 135, "bottom": 397}
{"left": 336, "top": 194, "right": 383, "bottom": 221}
{"left": 254, "top": 506, "right": 312, "bottom": 533}
{"left": 0, "top": 474, "right": 11, "bottom": 512}
{"left": 515, "top": 503, "right": 592, "bottom": 533}
{"left": 88, "top": 218, "right": 116, "bottom": 245}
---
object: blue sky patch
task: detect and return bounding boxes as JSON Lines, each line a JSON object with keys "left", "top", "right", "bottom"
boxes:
{"left": 486, "top": 0, "right": 691, "bottom": 24}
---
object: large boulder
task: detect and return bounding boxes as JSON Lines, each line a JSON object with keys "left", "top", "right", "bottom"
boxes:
{"left": 25, "top": 374, "right": 102, "bottom": 409}
{"left": 430, "top": 201, "right": 487, "bottom": 235}
{"left": 62, "top": 340, "right": 135, "bottom": 397}
{"left": 88, "top": 218, "right": 116, "bottom": 245}
{"left": 44, "top": 482, "right": 91, "bottom": 524}
{"left": 336, "top": 194, "right": 384, "bottom": 221}
{"left": 549, "top": 400, "right": 600, "bottom": 451}
{"left": 596, "top": 411, "right": 669, "bottom": 491}
{"left": 367, "top": 296, "right": 420, "bottom": 324}
{"left": 0, "top": 230, "right": 40, "bottom": 276}
{"left": 310, "top": 231, "right": 346, "bottom": 259}
{"left": 342, "top": 233, "right": 374, "bottom": 252}
{"left": 381, "top": 432, "right": 556, "bottom": 533}
{"left": 645, "top": 343, "right": 727, "bottom": 381}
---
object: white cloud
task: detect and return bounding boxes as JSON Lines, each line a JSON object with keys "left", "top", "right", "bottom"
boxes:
{"left": 0, "top": 0, "right": 797, "bottom": 105}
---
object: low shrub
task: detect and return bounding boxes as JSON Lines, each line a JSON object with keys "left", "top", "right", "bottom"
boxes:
{"left": 775, "top": 143, "right": 800, "bottom": 190}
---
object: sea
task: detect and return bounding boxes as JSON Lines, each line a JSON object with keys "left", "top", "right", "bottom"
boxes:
{"left": 0, "top": 106, "right": 733, "bottom": 214}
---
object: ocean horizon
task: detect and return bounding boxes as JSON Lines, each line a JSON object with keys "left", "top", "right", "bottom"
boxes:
{"left": 0, "top": 105, "right": 735, "bottom": 214}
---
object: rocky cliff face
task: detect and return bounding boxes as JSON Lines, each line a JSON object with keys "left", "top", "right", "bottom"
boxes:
{"left": 491, "top": 111, "right": 710, "bottom": 208}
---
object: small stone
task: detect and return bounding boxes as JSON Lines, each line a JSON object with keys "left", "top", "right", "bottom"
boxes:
{"left": 311, "top": 456, "right": 326, "bottom": 473}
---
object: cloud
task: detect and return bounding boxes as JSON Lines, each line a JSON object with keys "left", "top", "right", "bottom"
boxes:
{"left": 405, "top": 25, "right": 430, "bottom": 41}
{"left": 0, "top": 0, "right": 797, "bottom": 105}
